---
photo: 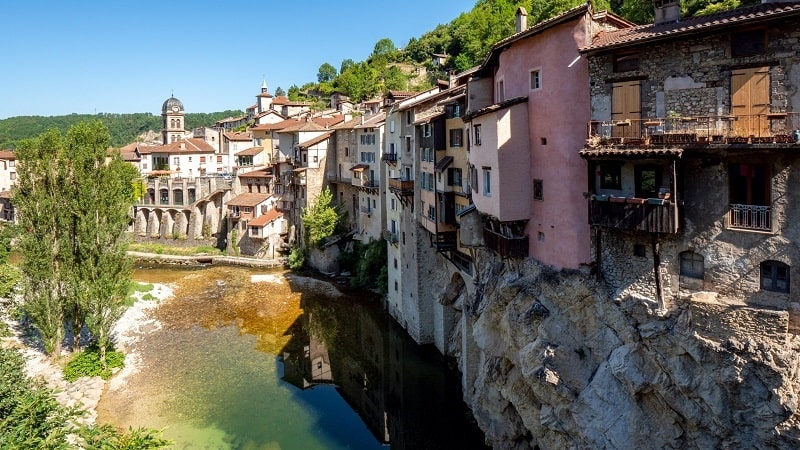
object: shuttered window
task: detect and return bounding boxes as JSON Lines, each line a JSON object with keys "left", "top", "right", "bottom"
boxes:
{"left": 611, "top": 81, "right": 641, "bottom": 138}
{"left": 731, "top": 67, "right": 770, "bottom": 137}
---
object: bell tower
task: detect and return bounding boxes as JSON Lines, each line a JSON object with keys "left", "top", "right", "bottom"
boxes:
{"left": 161, "top": 95, "right": 186, "bottom": 144}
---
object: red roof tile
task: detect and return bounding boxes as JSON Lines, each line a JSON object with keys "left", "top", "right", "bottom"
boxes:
{"left": 159, "top": 138, "right": 216, "bottom": 154}
{"left": 235, "top": 146, "right": 264, "bottom": 156}
{"left": 582, "top": 2, "right": 800, "bottom": 52}
{"left": 224, "top": 132, "right": 252, "bottom": 141}
{"left": 249, "top": 209, "right": 283, "bottom": 227}
{"left": 0, "top": 150, "right": 15, "bottom": 160}
{"left": 227, "top": 192, "right": 272, "bottom": 207}
{"left": 298, "top": 131, "right": 333, "bottom": 148}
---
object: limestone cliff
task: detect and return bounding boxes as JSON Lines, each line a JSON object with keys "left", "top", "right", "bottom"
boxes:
{"left": 461, "top": 255, "right": 800, "bottom": 449}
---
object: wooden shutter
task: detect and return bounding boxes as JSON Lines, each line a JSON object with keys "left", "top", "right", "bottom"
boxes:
{"left": 611, "top": 81, "right": 641, "bottom": 138}
{"left": 731, "top": 67, "right": 769, "bottom": 137}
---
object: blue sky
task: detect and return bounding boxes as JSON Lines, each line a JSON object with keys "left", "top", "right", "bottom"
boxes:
{"left": 0, "top": 1, "right": 476, "bottom": 119}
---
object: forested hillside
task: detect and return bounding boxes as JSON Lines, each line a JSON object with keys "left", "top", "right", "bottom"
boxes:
{"left": 285, "top": 0, "right": 758, "bottom": 104}
{"left": 0, "top": 110, "right": 243, "bottom": 150}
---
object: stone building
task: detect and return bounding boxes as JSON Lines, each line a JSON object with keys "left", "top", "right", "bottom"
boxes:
{"left": 580, "top": 1, "right": 800, "bottom": 323}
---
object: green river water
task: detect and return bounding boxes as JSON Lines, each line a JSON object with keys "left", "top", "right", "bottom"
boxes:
{"left": 96, "top": 264, "right": 488, "bottom": 450}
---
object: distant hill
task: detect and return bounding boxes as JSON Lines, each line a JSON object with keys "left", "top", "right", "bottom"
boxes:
{"left": 0, "top": 110, "right": 244, "bottom": 149}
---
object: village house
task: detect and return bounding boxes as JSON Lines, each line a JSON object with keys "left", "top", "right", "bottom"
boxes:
{"left": 580, "top": 0, "right": 800, "bottom": 319}
{"left": 464, "top": 5, "right": 632, "bottom": 270}
{"left": 328, "top": 116, "right": 361, "bottom": 231}
{"left": 0, "top": 150, "right": 16, "bottom": 223}
{"left": 352, "top": 112, "right": 386, "bottom": 242}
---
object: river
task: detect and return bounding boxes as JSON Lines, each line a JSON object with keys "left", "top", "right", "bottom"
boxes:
{"left": 96, "top": 264, "right": 488, "bottom": 450}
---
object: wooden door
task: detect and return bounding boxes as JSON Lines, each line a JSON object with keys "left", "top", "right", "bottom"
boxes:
{"left": 612, "top": 81, "right": 641, "bottom": 138}
{"left": 731, "top": 67, "right": 769, "bottom": 137}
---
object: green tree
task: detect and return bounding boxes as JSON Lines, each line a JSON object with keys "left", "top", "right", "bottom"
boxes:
{"left": 336, "top": 62, "right": 379, "bottom": 102}
{"left": 317, "top": 62, "right": 338, "bottom": 83}
{"left": 14, "top": 122, "right": 136, "bottom": 365}
{"left": 274, "top": 86, "right": 286, "bottom": 97}
{"left": 383, "top": 65, "right": 409, "bottom": 91}
{"left": 340, "top": 58, "right": 355, "bottom": 74}
{"left": 301, "top": 187, "right": 340, "bottom": 248}
{"left": 372, "top": 38, "right": 398, "bottom": 59}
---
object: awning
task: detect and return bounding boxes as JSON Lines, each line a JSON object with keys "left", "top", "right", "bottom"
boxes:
{"left": 434, "top": 156, "right": 454, "bottom": 172}
{"left": 350, "top": 164, "right": 369, "bottom": 172}
{"left": 292, "top": 167, "right": 308, "bottom": 172}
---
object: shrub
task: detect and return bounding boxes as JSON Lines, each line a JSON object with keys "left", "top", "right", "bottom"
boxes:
{"left": 288, "top": 246, "right": 305, "bottom": 270}
{"left": 0, "top": 348, "right": 74, "bottom": 448}
{"left": 64, "top": 346, "right": 125, "bottom": 381}
{"left": 351, "top": 239, "right": 387, "bottom": 292}
{"left": 0, "top": 263, "right": 21, "bottom": 299}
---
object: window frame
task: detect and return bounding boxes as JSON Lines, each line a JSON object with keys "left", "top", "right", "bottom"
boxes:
{"left": 761, "top": 260, "right": 789, "bottom": 293}
{"left": 529, "top": 67, "right": 542, "bottom": 91}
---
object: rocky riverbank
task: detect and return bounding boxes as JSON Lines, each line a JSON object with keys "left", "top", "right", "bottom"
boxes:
{"left": 0, "top": 283, "right": 173, "bottom": 426}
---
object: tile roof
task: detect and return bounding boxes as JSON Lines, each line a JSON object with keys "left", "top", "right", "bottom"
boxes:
{"left": 272, "top": 96, "right": 291, "bottom": 105}
{"left": 251, "top": 121, "right": 289, "bottom": 132}
{"left": 350, "top": 164, "right": 369, "bottom": 172}
{"left": 582, "top": 1, "right": 800, "bottom": 52}
{"left": 354, "top": 112, "right": 386, "bottom": 129}
{"left": 434, "top": 156, "right": 454, "bottom": 172}
{"left": 155, "top": 138, "right": 216, "bottom": 154}
{"left": 579, "top": 147, "right": 684, "bottom": 159}
{"left": 224, "top": 132, "right": 252, "bottom": 141}
{"left": 463, "top": 96, "right": 529, "bottom": 121}
{"left": 249, "top": 209, "right": 283, "bottom": 227}
{"left": 0, "top": 150, "right": 15, "bottom": 160}
{"left": 298, "top": 131, "right": 333, "bottom": 148}
{"left": 0, "top": 190, "right": 11, "bottom": 199}
{"left": 238, "top": 168, "right": 273, "bottom": 179}
{"left": 235, "top": 146, "right": 264, "bottom": 156}
{"left": 227, "top": 192, "right": 272, "bottom": 207}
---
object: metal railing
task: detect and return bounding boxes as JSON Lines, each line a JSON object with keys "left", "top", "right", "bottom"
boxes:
{"left": 382, "top": 153, "right": 398, "bottom": 163}
{"left": 587, "top": 113, "right": 800, "bottom": 146}
{"left": 382, "top": 229, "right": 398, "bottom": 243}
{"left": 729, "top": 204, "right": 771, "bottom": 231}
{"left": 588, "top": 197, "right": 679, "bottom": 234}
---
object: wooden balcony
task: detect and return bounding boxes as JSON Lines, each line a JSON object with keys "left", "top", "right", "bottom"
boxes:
{"left": 587, "top": 113, "right": 800, "bottom": 147}
{"left": 381, "top": 152, "right": 398, "bottom": 164}
{"left": 388, "top": 178, "right": 414, "bottom": 196}
{"left": 482, "top": 227, "right": 528, "bottom": 259}
{"left": 589, "top": 197, "right": 679, "bottom": 233}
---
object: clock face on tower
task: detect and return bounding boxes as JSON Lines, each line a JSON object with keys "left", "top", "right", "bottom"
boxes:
{"left": 172, "top": 106, "right": 179, "bottom": 112}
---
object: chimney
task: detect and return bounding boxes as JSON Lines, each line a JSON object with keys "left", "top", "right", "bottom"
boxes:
{"left": 653, "top": 0, "right": 680, "bottom": 25}
{"left": 515, "top": 7, "right": 528, "bottom": 33}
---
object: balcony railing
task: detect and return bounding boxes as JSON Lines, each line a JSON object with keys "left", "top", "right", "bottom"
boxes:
{"left": 482, "top": 227, "right": 528, "bottom": 259}
{"left": 360, "top": 206, "right": 372, "bottom": 215}
{"left": 729, "top": 204, "right": 771, "bottom": 231}
{"left": 589, "top": 197, "right": 679, "bottom": 234}
{"left": 229, "top": 211, "right": 241, "bottom": 219}
{"left": 388, "top": 178, "right": 414, "bottom": 195}
{"left": 381, "top": 153, "right": 398, "bottom": 163}
{"left": 382, "top": 229, "right": 398, "bottom": 244}
{"left": 326, "top": 172, "right": 352, "bottom": 184}
{"left": 587, "top": 113, "right": 800, "bottom": 146}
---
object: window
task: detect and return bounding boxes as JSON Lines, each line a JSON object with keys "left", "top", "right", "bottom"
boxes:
{"left": 391, "top": 198, "right": 396, "bottom": 211}
{"left": 200, "top": 156, "right": 206, "bottom": 163}
{"left": 447, "top": 168, "right": 462, "bottom": 187}
{"left": 472, "top": 167, "right": 479, "bottom": 193}
{"left": 729, "top": 163, "right": 770, "bottom": 206}
{"left": 613, "top": 50, "right": 640, "bottom": 72}
{"left": 188, "top": 157, "right": 192, "bottom": 162}
{"left": 598, "top": 162, "right": 622, "bottom": 190}
{"left": 635, "top": 165, "right": 661, "bottom": 199}
{"left": 533, "top": 179, "right": 543, "bottom": 201}
{"left": 428, "top": 205, "right": 436, "bottom": 221}
{"left": 345, "top": 147, "right": 349, "bottom": 157}
{"left": 449, "top": 129, "right": 463, "bottom": 147}
{"left": 390, "top": 120, "right": 395, "bottom": 133}
{"left": 173, "top": 157, "right": 179, "bottom": 166}
{"left": 633, "top": 244, "right": 646, "bottom": 257}
{"left": 406, "top": 111, "right": 412, "bottom": 124}
{"left": 313, "top": 155, "right": 318, "bottom": 163}
{"left": 732, "top": 29, "right": 766, "bottom": 57}
{"left": 483, "top": 168, "right": 491, "bottom": 196}
{"left": 530, "top": 68, "right": 541, "bottom": 90}
{"left": 497, "top": 79, "right": 505, "bottom": 103}
{"left": 474, "top": 125, "right": 482, "bottom": 146}
{"left": 761, "top": 260, "right": 789, "bottom": 293}
{"left": 680, "top": 251, "right": 704, "bottom": 279}
{"left": 422, "top": 124, "right": 431, "bottom": 138}
{"left": 217, "top": 155, "right": 223, "bottom": 163}
{"left": 389, "top": 142, "right": 396, "bottom": 154}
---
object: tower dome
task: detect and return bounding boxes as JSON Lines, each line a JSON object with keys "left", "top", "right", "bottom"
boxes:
{"left": 162, "top": 96, "right": 184, "bottom": 113}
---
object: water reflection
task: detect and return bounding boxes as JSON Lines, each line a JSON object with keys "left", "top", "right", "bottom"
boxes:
{"left": 100, "top": 265, "right": 487, "bottom": 449}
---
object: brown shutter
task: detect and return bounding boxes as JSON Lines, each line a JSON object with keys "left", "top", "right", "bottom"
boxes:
{"left": 611, "top": 81, "right": 641, "bottom": 138}
{"left": 731, "top": 67, "right": 770, "bottom": 137}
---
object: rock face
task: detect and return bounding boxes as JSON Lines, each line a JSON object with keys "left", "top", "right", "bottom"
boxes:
{"left": 462, "top": 255, "right": 800, "bottom": 449}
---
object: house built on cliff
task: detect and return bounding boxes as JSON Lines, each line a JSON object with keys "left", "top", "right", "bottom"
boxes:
{"left": 580, "top": 1, "right": 800, "bottom": 323}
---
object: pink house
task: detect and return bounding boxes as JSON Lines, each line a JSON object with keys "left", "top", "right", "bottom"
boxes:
{"left": 465, "top": 5, "right": 632, "bottom": 269}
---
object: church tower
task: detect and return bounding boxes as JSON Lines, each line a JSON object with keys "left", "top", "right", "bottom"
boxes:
{"left": 161, "top": 95, "right": 186, "bottom": 144}
{"left": 256, "top": 80, "right": 273, "bottom": 114}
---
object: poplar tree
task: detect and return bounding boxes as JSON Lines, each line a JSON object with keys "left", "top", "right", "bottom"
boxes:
{"left": 14, "top": 122, "right": 136, "bottom": 364}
